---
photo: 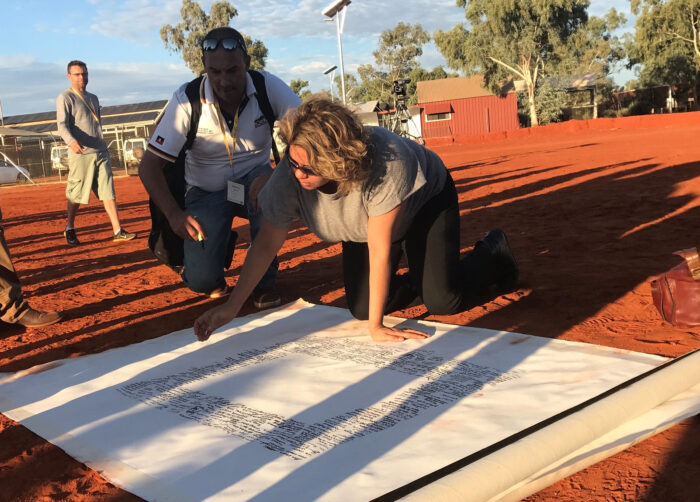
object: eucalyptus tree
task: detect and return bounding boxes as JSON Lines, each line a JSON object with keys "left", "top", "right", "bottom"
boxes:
{"left": 434, "top": 0, "right": 591, "bottom": 126}
{"left": 161, "top": 0, "right": 268, "bottom": 75}
{"left": 628, "top": 0, "right": 700, "bottom": 91}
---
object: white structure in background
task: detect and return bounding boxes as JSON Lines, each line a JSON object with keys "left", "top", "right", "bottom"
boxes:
{"left": 0, "top": 151, "right": 32, "bottom": 184}
{"left": 322, "top": 0, "right": 351, "bottom": 104}
{"left": 323, "top": 65, "right": 338, "bottom": 101}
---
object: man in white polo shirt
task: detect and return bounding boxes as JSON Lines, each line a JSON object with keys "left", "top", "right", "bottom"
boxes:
{"left": 139, "top": 27, "right": 300, "bottom": 308}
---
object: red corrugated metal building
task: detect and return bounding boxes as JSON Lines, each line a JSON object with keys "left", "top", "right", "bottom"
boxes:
{"left": 417, "top": 76, "right": 519, "bottom": 142}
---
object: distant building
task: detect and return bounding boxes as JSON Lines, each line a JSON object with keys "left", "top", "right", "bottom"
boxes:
{"left": 417, "top": 76, "right": 519, "bottom": 142}
{"left": 0, "top": 100, "right": 167, "bottom": 179}
{"left": 2, "top": 100, "right": 167, "bottom": 139}
{"left": 514, "top": 73, "right": 598, "bottom": 122}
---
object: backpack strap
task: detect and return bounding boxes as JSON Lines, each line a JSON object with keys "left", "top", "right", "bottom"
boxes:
{"left": 248, "top": 69, "right": 280, "bottom": 164}
{"left": 181, "top": 76, "right": 204, "bottom": 156}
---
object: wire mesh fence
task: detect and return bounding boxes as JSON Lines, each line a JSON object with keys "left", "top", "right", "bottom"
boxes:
{"left": 0, "top": 131, "right": 147, "bottom": 185}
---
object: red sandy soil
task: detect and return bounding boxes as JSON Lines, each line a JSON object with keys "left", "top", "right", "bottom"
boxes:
{"left": 1, "top": 113, "right": 700, "bottom": 501}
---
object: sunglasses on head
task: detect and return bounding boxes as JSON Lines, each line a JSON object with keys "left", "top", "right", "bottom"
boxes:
{"left": 286, "top": 148, "right": 319, "bottom": 177}
{"left": 201, "top": 37, "right": 246, "bottom": 52}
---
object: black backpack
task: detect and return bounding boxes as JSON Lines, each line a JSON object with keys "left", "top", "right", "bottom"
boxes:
{"left": 147, "top": 70, "right": 280, "bottom": 270}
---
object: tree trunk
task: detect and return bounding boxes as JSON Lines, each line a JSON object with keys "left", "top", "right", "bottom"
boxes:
{"left": 528, "top": 80, "right": 539, "bottom": 127}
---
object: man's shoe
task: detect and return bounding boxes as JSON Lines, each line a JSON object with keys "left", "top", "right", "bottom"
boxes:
{"left": 208, "top": 285, "right": 231, "bottom": 299}
{"left": 479, "top": 229, "right": 519, "bottom": 293}
{"left": 252, "top": 289, "right": 281, "bottom": 309}
{"left": 16, "top": 308, "right": 62, "bottom": 328}
{"left": 113, "top": 228, "right": 136, "bottom": 242}
{"left": 64, "top": 228, "right": 80, "bottom": 246}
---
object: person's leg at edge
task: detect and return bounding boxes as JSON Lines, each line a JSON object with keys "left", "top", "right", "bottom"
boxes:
{"left": 182, "top": 187, "right": 235, "bottom": 295}
{"left": 0, "top": 209, "right": 29, "bottom": 323}
{"left": 0, "top": 208, "right": 60, "bottom": 327}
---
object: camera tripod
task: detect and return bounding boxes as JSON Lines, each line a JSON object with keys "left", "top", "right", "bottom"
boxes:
{"left": 388, "top": 99, "right": 424, "bottom": 145}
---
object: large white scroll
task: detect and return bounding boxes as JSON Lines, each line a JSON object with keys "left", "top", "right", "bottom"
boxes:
{"left": 1, "top": 301, "right": 698, "bottom": 501}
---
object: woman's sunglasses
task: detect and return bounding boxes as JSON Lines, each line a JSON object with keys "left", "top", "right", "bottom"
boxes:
{"left": 286, "top": 149, "right": 319, "bottom": 177}
{"left": 201, "top": 38, "right": 246, "bottom": 52}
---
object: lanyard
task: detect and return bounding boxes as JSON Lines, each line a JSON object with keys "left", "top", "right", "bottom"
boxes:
{"left": 213, "top": 100, "right": 239, "bottom": 167}
{"left": 71, "top": 88, "right": 100, "bottom": 124}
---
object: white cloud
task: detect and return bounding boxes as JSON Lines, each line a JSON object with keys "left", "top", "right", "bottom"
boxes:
{"left": 0, "top": 0, "right": 636, "bottom": 115}
{"left": 0, "top": 59, "right": 193, "bottom": 117}
{"left": 89, "top": 0, "right": 182, "bottom": 45}
{"left": 236, "top": 0, "right": 462, "bottom": 40}
{"left": 290, "top": 60, "right": 334, "bottom": 74}
{"left": 0, "top": 55, "right": 38, "bottom": 69}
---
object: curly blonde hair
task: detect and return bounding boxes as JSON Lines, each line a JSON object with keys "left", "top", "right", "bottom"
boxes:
{"left": 277, "top": 96, "right": 370, "bottom": 196}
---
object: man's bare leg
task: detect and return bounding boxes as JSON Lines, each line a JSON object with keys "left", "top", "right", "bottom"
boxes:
{"left": 66, "top": 200, "right": 80, "bottom": 228}
{"left": 102, "top": 199, "right": 121, "bottom": 234}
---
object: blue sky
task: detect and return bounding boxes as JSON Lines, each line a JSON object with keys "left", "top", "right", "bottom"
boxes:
{"left": 0, "top": 0, "right": 636, "bottom": 117}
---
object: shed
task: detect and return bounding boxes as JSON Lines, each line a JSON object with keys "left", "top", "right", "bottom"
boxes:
{"left": 417, "top": 76, "right": 519, "bottom": 141}
{"left": 348, "top": 100, "right": 387, "bottom": 127}
{"left": 514, "top": 73, "right": 598, "bottom": 121}
{"left": 0, "top": 100, "right": 167, "bottom": 180}
{"left": 3, "top": 100, "right": 168, "bottom": 139}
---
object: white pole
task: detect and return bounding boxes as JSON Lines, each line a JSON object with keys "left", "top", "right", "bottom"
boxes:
{"left": 329, "top": 70, "right": 336, "bottom": 101}
{"left": 335, "top": 12, "right": 347, "bottom": 104}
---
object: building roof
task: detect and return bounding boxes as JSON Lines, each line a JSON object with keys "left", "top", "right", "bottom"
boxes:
{"left": 2, "top": 100, "right": 168, "bottom": 134}
{"left": 348, "top": 100, "right": 381, "bottom": 113}
{"left": 417, "top": 76, "right": 513, "bottom": 104}
{"left": 0, "top": 126, "right": 49, "bottom": 137}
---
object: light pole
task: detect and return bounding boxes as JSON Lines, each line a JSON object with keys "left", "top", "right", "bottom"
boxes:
{"left": 323, "top": 65, "right": 338, "bottom": 101}
{"left": 322, "top": 0, "right": 351, "bottom": 104}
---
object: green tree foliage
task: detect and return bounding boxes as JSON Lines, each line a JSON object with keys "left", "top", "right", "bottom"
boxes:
{"left": 355, "top": 64, "right": 391, "bottom": 103}
{"left": 333, "top": 73, "right": 360, "bottom": 102}
{"left": 554, "top": 9, "right": 627, "bottom": 118}
{"left": 290, "top": 79, "right": 312, "bottom": 100}
{"left": 354, "top": 23, "right": 431, "bottom": 105}
{"left": 161, "top": 0, "right": 268, "bottom": 75}
{"left": 628, "top": 0, "right": 700, "bottom": 90}
{"left": 434, "top": 0, "right": 590, "bottom": 126}
{"left": 556, "top": 9, "right": 627, "bottom": 77}
{"left": 535, "top": 80, "right": 568, "bottom": 125}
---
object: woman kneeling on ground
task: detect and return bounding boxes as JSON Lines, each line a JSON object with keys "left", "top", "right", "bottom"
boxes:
{"left": 194, "top": 97, "right": 518, "bottom": 343}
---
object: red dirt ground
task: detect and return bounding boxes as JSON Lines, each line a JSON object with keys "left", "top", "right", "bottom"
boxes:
{"left": 1, "top": 113, "right": 700, "bottom": 501}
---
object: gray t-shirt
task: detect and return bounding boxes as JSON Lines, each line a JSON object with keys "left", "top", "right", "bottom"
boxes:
{"left": 259, "top": 126, "right": 447, "bottom": 242}
{"left": 56, "top": 89, "right": 107, "bottom": 154}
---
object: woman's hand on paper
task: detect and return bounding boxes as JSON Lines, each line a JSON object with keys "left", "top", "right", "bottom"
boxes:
{"left": 194, "top": 304, "right": 236, "bottom": 341}
{"left": 368, "top": 324, "right": 429, "bottom": 342}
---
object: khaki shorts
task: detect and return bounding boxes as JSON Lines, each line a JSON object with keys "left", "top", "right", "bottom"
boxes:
{"left": 66, "top": 150, "right": 116, "bottom": 204}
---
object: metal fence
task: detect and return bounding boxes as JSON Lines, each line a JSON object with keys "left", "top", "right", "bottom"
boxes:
{"left": 0, "top": 130, "right": 146, "bottom": 185}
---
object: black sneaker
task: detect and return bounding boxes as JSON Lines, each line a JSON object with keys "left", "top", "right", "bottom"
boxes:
{"left": 113, "top": 228, "right": 136, "bottom": 242}
{"left": 480, "top": 229, "right": 518, "bottom": 293}
{"left": 64, "top": 228, "right": 80, "bottom": 246}
{"left": 252, "top": 289, "right": 281, "bottom": 309}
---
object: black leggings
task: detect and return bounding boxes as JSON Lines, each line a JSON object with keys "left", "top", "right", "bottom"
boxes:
{"left": 342, "top": 173, "right": 497, "bottom": 320}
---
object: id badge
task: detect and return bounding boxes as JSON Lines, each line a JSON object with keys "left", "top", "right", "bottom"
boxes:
{"left": 227, "top": 180, "right": 245, "bottom": 205}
